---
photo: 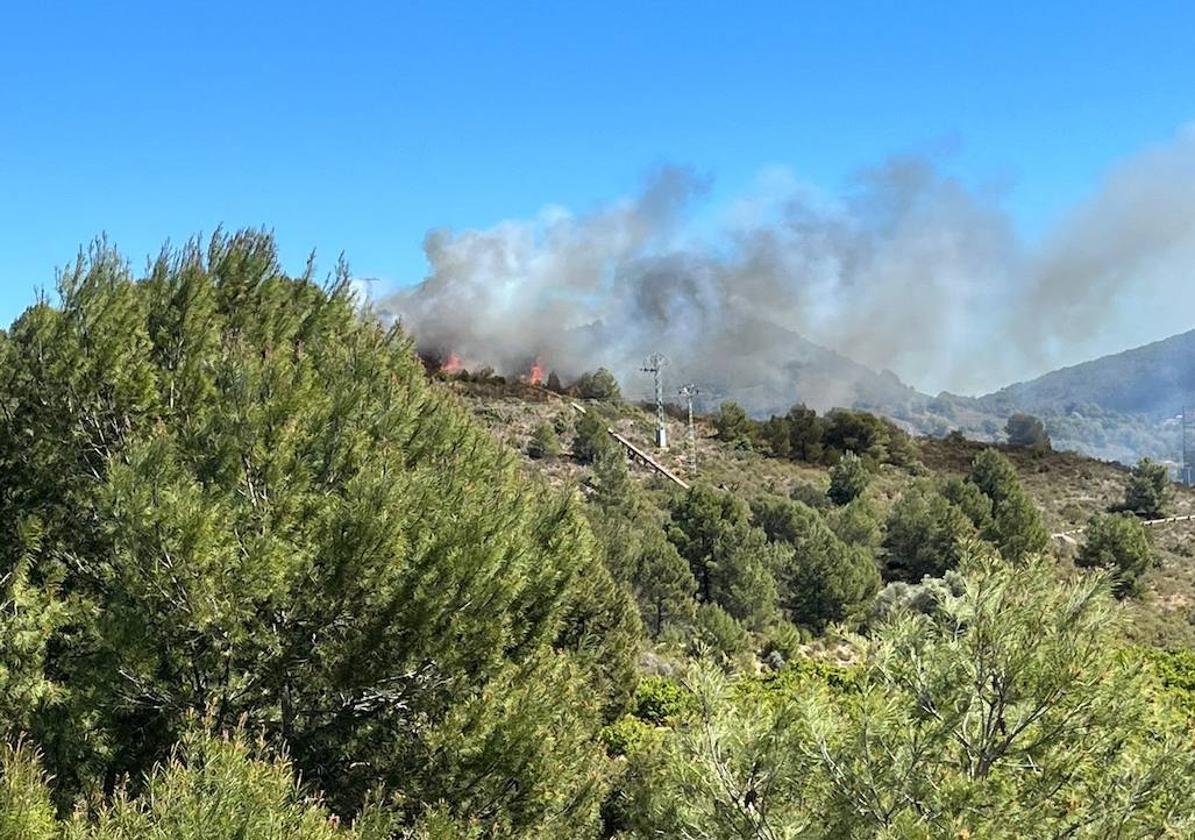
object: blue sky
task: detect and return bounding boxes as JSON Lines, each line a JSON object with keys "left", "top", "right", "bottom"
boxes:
{"left": 2, "top": 1, "right": 1193, "bottom": 341}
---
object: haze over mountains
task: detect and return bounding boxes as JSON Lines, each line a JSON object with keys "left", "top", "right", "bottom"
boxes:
{"left": 782, "top": 325, "right": 1195, "bottom": 466}
{"left": 713, "top": 324, "right": 1195, "bottom": 467}
{"left": 690, "top": 325, "right": 1194, "bottom": 466}
{"left": 975, "top": 328, "right": 1195, "bottom": 420}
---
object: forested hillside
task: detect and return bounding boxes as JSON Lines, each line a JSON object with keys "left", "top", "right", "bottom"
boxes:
{"left": 2, "top": 232, "right": 1195, "bottom": 838}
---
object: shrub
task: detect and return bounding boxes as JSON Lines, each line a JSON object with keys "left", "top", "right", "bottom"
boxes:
{"left": 827, "top": 451, "right": 870, "bottom": 506}
{"left": 527, "top": 421, "right": 562, "bottom": 459}
{"left": 1077, "top": 512, "right": 1154, "bottom": 597}
{"left": 670, "top": 486, "right": 781, "bottom": 629}
{"left": 1120, "top": 457, "right": 1172, "bottom": 518}
{"left": 883, "top": 484, "right": 975, "bottom": 580}
{"left": 1006, "top": 413, "right": 1051, "bottom": 450}
{"left": 967, "top": 449, "right": 1048, "bottom": 561}
{"left": 690, "top": 603, "right": 751, "bottom": 659}
{"left": 631, "top": 675, "right": 697, "bottom": 726}
{"left": 753, "top": 496, "right": 880, "bottom": 629}
{"left": 0, "top": 729, "right": 388, "bottom": 839}
{"left": 714, "top": 401, "right": 754, "bottom": 449}
{"left": 574, "top": 367, "right": 621, "bottom": 401}
{"left": 573, "top": 409, "right": 613, "bottom": 463}
{"left": 789, "top": 479, "right": 830, "bottom": 510}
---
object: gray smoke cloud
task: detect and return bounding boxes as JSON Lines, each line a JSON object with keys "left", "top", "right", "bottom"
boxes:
{"left": 1021, "top": 126, "right": 1195, "bottom": 366}
{"left": 383, "top": 125, "right": 1195, "bottom": 412}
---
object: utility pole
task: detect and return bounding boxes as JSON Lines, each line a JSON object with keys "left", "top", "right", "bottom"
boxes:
{"left": 642, "top": 353, "right": 668, "bottom": 448}
{"left": 1184, "top": 406, "right": 1194, "bottom": 486}
{"left": 678, "top": 383, "right": 700, "bottom": 476}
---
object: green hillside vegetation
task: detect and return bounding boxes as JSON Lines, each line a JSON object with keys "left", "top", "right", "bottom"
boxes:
{"left": 2, "top": 231, "right": 1195, "bottom": 836}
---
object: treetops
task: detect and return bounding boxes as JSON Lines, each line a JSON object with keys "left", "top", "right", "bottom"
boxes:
{"left": 606, "top": 551, "right": 1195, "bottom": 839}
{"left": 0, "top": 231, "right": 638, "bottom": 837}
{"left": 718, "top": 400, "right": 920, "bottom": 469}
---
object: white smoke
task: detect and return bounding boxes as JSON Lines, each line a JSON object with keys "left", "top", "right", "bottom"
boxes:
{"left": 383, "top": 125, "right": 1195, "bottom": 408}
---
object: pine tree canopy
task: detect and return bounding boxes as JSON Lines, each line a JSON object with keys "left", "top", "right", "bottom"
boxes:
{"left": 0, "top": 231, "right": 637, "bottom": 835}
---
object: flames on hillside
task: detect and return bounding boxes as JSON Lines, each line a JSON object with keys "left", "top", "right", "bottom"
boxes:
{"left": 420, "top": 350, "right": 549, "bottom": 388}
{"left": 526, "top": 358, "right": 545, "bottom": 385}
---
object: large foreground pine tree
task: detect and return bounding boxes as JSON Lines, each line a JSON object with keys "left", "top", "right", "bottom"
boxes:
{"left": 0, "top": 231, "right": 639, "bottom": 837}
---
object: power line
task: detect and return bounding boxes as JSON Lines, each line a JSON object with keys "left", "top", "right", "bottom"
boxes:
{"left": 641, "top": 353, "right": 669, "bottom": 449}
{"left": 678, "top": 383, "right": 700, "bottom": 476}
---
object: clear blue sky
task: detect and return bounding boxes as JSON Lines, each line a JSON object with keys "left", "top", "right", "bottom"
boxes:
{"left": 1, "top": 1, "right": 1192, "bottom": 328}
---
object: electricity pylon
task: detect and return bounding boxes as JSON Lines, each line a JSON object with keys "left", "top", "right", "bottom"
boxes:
{"left": 678, "top": 383, "right": 700, "bottom": 475}
{"left": 641, "top": 353, "right": 668, "bottom": 448}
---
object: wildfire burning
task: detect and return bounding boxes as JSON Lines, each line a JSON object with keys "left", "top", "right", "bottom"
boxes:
{"left": 424, "top": 349, "right": 550, "bottom": 388}
{"left": 527, "top": 358, "right": 545, "bottom": 386}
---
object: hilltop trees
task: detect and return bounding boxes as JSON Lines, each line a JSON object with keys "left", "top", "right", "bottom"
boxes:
{"left": 574, "top": 367, "right": 621, "bottom": 401}
{"left": 0, "top": 232, "right": 635, "bottom": 836}
{"left": 1005, "top": 412, "right": 1051, "bottom": 450}
{"left": 527, "top": 420, "right": 562, "bottom": 459}
{"left": 703, "top": 402, "right": 918, "bottom": 469}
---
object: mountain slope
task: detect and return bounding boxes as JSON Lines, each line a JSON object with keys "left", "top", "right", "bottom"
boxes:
{"left": 977, "top": 329, "right": 1195, "bottom": 419}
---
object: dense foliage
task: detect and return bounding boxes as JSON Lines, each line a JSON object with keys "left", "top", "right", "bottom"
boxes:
{"left": 827, "top": 451, "right": 870, "bottom": 506}
{"left": 1005, "top": 412, "right": 1050, "bottom": 449}
{"left": 1119, "top": 456, "right": 1173, "bottom": 518}
{"left": 1077, "top": 512, "right": 1154, "bottom": 597}
{"left": 610, "top": 553, "right": 1195, "bottom": 838}
{"left": 0, "top": 233, "right": 636, "bottom": 837}
{"left": 712, "top": 401, "right": 919, "bottom": 468}
{"left": 1, "top": 231, "right": 1192, "bottom": 836}
{"left": 574, "top": 368, "right": 622, "bottom": 401}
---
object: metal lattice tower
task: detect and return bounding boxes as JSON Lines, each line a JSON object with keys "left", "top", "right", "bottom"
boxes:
{"left": 678, "top": 383, "right": 700, "bottom": 476}
{"left": 1184, "top": 406, "right": 1195, "bottom": 486}
{"left": 641, "top": 353, "right": 669, "bottom": 449}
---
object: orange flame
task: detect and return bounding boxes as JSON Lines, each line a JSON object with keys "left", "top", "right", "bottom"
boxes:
{"left": 440, "top": 353, "right": 464, "bottom": 374}
{"left": 528, "top": 358, "right": 545, "bottom": 385}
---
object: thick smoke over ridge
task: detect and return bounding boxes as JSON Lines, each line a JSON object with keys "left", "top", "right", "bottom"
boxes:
{"left": 385, "top": 126, "right": 1195, "bottom": 412}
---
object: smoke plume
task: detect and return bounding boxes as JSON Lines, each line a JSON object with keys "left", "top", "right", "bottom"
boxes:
{"left": 383, "top": 125, "right": 1195, "bottom": 412}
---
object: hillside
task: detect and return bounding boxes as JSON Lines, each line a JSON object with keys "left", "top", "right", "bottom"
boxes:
{"left": 929, "top": 328, "right": 1195, "bottom": 464}
{"left": 977, "top": 328, "right": 1195, "bottom": 419}
{"left": 594, "top": 322, "right": 1193, "bottom": 466}
{"left": 446, "top": 376, "right": 1195, "bottom": 649}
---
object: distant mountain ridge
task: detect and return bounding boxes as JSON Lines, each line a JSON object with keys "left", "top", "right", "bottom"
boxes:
{"left": 714, "top": 324, "right": 1195, "bottom": 466}
{"left": 975, "top": 329, "right": 1195, "bottom": 420}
